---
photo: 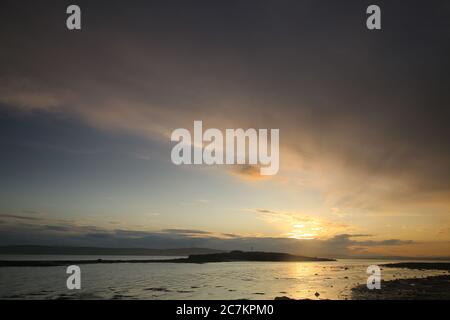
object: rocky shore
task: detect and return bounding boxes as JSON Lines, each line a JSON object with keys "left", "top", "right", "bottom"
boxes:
{"left": 352, "top": 262, "right": 450, "bottom": 300}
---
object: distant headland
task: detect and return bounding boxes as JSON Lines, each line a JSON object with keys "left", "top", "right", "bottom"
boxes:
{"left": 172, "top": 251, "right": 334, "bottom": 263}
{"left": 0, "top": 250, "right": 335, "bottom": 267}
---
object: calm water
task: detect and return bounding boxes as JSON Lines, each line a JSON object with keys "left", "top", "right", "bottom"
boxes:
{"left": 0, "top": 256, "right": 447, "bottom": 300}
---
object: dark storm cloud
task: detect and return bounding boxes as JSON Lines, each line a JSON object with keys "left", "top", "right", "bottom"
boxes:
{"left": 0, "top": 0, "right": 449, "bottom": 210}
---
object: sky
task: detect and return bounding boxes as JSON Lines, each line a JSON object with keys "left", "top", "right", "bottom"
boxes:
{"left": 0, "top": 0, "right": 449, "bottom": 257}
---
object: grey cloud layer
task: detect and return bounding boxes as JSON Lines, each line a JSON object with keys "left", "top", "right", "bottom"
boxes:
{"left": 0, "top": 220, "right": 413, "bottom": 257}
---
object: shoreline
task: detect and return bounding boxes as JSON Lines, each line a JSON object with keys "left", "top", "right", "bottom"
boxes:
{"left": 352, "top": 275, "right": 450, "bottom": 299}
{"left": 352, "top": 262, "right": 450, "bottom": 299}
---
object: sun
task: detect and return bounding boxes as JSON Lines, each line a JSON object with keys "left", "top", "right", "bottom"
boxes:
{"left": 287, "top": 222, "right": 325, "bottom": 240}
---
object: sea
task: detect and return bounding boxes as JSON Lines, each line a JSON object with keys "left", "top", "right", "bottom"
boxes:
{"left": 0, "top": 256, "right": 447, "bottom": 300}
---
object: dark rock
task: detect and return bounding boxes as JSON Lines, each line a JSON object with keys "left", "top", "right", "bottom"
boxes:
{"left": 274, "top": 296, "right": 294, "bottom": 300}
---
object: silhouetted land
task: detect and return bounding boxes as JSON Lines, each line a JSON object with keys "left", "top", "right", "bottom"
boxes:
{"left": 173, "top": 251, "right": 334, "bottom": 263}
{"left": 0, "top": 250, "right": 334, "bottom": 267}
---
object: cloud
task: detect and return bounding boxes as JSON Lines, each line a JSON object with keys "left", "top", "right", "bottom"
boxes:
{"left": 0, "top": 0, "right": 449, "bottom": 245}
{"left": 438, "top": 226, "right": 450, "bottom": 236}
{"left": 42, "top": 225, "right": 73, "bottom": 232}
{"left": 221, "top": 233, "right": 240, "bottom": 238}
{"left": 230, "top": 165, "right": 270, "bottom": 181}
{"left": 161, "top": 229, "right": 212, "bottom": 235}
{"left": 0, "top": 216, "right": 423, "bottom": 257}
{"left": 1, "top": 1, "right": 448, "bottom": 216}
{"left": 21, "top": 210, "right": 40, "bottom": 215}
{"left": 330, "top": 234, "right": 413, "bottom": 247}
{"left": 0, "top": 214, "right": 42, "bottom": 221}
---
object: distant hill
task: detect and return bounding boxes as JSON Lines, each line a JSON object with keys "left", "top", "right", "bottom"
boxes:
{"left": 0, "top": 245, "right": 224, "bottom": 256}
